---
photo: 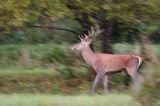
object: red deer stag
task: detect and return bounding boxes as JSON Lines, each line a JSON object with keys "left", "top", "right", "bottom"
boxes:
{"left": 71, "top": 27, "right": 143, "bottom": 95}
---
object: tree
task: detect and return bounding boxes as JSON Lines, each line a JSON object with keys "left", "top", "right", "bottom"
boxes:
{"left": 66, "top": 0, "right": 160, "bottom": 53}
{"left": 0, "top": 0, "right": 159, "bottom": 53}
{"left": 0, "top": 0, "right": 72, "bottom": 34}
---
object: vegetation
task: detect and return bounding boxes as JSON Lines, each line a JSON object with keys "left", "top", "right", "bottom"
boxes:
{"left": 0, "top": 0, "right": 160, "bottom": 106}
{"left": 0, "top": 94, "right": 141, "bottom": 106}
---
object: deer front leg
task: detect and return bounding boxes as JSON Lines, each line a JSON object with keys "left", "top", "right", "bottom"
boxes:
{"left": 90, "top": 71, "right": 106, "bottom": 95}
{"left": 102, "top": 75, "right": 108, "bottom": 95}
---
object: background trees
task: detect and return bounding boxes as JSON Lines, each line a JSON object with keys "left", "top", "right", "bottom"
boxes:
{"left": 0, "top": 0, "right": 159, "bottom": 53}
{"left": 0, "top": 0, "right": 159, "bottom": 69}
{"left": 67, "top": 0, "right": 160, "bottom": 52}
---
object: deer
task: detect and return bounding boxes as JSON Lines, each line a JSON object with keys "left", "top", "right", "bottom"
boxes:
{"left": 71, "top": 27, "right": 143, "bottom": 95}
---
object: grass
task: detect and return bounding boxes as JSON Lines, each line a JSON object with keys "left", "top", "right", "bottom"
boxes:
{"left": 0, "top": 69, "right": 62, "bottom": 93}
{"left": 0, "top": 93, "right": 141, "bottom": 106}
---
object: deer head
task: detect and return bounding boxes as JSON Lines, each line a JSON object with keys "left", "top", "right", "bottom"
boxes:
{"left": 71, "top": 27, "right": 104, "bottom": 52}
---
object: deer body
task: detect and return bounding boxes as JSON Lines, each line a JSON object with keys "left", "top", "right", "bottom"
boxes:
{"left": 81, "top": 45, "right": 141, "bottom": 75}
{"left": 71, "top": 28, "right": 142, "bottom": 95}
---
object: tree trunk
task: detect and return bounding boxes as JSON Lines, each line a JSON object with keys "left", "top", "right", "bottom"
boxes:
{"left": 100, "top": 19, "right": 115, "bottom": 54}
{"left": 75, "top": 13, "right": 92, "bottom": 34}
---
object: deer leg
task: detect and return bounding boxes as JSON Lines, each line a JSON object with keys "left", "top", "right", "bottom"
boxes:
{"left": 126, "top": 66, "right": 144, "bottom": 82}
{"left": 127, "top": 68, "right": 144, "bottom": 85}
{"left": 102, "top": 75, "right": 109, "bottom": 95}
{"left": 126, "top": 67, "right": 144, "bottom": 94}
{"left": 126, "top": 67, "right": 137, "bottom": 82}
{"left": 90, "top": 71, "right": 106, "bottom": 95}
{"left": 126, "top": 57, "right": 143, "bottom": 82}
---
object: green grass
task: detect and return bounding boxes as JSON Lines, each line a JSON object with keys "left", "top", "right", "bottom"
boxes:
{"left": 0, "top": 69, "right": 62, "bottom": 93}
{"left": 0, "top": 94, "right": 141, "bottom": 106}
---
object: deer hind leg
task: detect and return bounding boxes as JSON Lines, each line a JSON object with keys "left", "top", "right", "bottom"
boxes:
{"left": 126, "top": 64, "right": 143, "bottom": 83}
{"left": 125, "top": 59, "right": 144, "bottom": 93}
{"left": 102, "top": 75, "right": 109, "bottom": 95}
{"left": 125, "top": 57, "right": 141, "bottom": 81}
{"left": 126, "top": 66, "right": 144, "bottom": 93}
{"left": 126, "top": 66, "right": 138, "bottom": 82}
{"left": 90, "top": 71, "right": 106, "bottom": 95}
{"left": 126, "top": 57, "right": 144, "bottom": 82}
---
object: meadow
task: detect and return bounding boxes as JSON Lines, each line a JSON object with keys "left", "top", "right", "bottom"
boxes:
{"left": 0, "top": 93, "right": 141, "bottom": 106}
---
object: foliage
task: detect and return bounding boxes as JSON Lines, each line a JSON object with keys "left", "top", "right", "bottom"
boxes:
{"left": 68, "top": 0, "right": 160, "bottom": 31}
{"left": 0, "top": 0, "right": 69, "bottom": 33}
{"left": 0, "top": 0, "right": 159, "bottom": 34}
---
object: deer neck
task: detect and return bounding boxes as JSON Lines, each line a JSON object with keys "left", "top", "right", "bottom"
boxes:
{"left": 81, "top": 46, "right": 96, "bottom": 66}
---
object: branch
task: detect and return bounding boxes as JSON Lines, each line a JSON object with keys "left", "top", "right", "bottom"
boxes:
{"left": 87, "top": 13, "right": 104, "bottom": 22}
{"left": 28, "top": 24, "right": 78, "bottom": 35}
{"left": 29, "top": 7, "right": 78, "bottom": 35}
{"left": 29, "top": 3, "right": 78, "bottom": 35}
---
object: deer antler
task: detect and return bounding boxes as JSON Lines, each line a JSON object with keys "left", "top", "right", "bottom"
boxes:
{"left": 79, "top": 35, "right": 83, "bottom": 41}
{"left": 83, "top": 27, "right": 105, "bottom": 40}
{"left": 88, "top": 27, "right": 105, "bottom": 37}
{"left": 79, "top": 27, "right": 105, "bottom": 41}
{"left": 88, "top": 26, "right": 94, "bottom": 37}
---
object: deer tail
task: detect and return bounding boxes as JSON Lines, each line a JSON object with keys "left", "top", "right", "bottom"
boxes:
{"left": 134, "top": 56, "right": 142, "bottom": 70}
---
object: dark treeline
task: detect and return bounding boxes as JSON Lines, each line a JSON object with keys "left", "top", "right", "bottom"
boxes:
{"left": 0, "top": 23, "right": 159, "bottom": 44}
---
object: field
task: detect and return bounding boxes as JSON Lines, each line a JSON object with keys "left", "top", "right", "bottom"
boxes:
{"left": 0, "top": 93, "right": 141, "bottom": 106}
{"left": 0, "top": 43, "right": 159, "bottom": 106}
